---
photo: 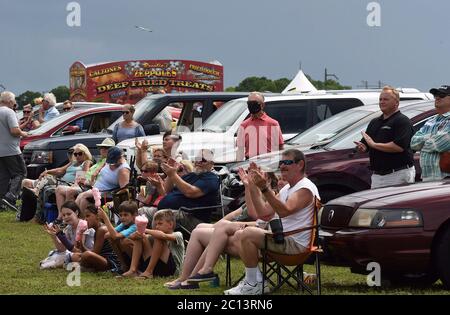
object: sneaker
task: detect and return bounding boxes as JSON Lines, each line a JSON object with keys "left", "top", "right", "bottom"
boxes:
{"left": 224, "top": 280, "right": 263, "bottom": 295}
{"left": 187, "top": 272, "right": 218, "bottom": 283}
{"left": 1, "top": 198, "right": 18, "bottom": 212}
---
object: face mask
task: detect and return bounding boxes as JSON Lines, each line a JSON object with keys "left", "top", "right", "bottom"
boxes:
{"left": 247, "top": 101, "right": 261, "bottom": 114}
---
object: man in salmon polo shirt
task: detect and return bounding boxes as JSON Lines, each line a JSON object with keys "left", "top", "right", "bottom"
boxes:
{"left": 236, "top": 91, "right": 284, "bottom": 161}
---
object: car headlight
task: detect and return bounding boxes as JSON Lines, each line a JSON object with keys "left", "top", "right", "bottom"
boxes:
{"left": 348, "top": 208, "right": 423, "bottom": 228}
{"left": 30, "top": 151, "right": 53, "bottom": 164}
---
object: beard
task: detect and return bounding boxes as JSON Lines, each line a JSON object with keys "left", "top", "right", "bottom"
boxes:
{"left": 194, "top": 167, "right": 208, "bottom": 175}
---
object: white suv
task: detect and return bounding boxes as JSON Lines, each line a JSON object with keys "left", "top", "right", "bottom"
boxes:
{"left": 118, "top": 89, "right": 432, "bottom": 165}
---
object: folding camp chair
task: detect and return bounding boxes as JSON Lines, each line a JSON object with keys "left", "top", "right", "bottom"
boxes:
{"left": 261, "top": 197, "right": 323, "bottom": 295}
{"left": 225, "top": 197, "right": 323, "bottom": 294}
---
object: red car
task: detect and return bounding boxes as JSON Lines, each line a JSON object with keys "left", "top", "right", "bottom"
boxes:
{"left": 320, "top": 179, "right": 450, "bottom": 288}
{"left": 20, "top": 104, "right": 124, "bottom": 150}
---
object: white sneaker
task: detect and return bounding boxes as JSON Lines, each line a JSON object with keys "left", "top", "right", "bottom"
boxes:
{"left": 224, "top": 280, "right": 263, "bottom": 295}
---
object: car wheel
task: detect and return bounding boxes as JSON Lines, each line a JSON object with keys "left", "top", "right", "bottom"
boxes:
{"left": 435, "top": 227, "right": 450, "bottom": 289}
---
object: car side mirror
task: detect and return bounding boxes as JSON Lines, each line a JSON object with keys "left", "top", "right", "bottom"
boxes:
{"left": 62, "top": 125, "right": 81, "bottom": 135}
{"left": 143, "top": 123, "right": 160, "bottom": 136}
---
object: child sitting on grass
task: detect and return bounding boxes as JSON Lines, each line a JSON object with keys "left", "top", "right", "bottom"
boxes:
{"left": 79, "top": 205, "right": 120, "bottom": 272}
{"left": 121, "top": 209, "right": 184, "bottom": 279}
{"left": 41, "top": 201, "right": 93, "bottom": 269}
{"left": 98, "top": 200, "right": 137, "bottom": 271}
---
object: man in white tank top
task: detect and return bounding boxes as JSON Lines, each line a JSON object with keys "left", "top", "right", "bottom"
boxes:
{"left": 224, "top": 149, "right": 320, "bottom": 295}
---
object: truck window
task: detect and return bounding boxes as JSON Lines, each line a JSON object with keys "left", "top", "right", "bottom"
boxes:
{"left": 264, "top": 101, "right": 310, "bottom": 134}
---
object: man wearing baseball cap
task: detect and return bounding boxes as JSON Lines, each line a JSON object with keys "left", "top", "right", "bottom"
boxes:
{"left": 411, "top": 85, "right": 450, "bottom": 181}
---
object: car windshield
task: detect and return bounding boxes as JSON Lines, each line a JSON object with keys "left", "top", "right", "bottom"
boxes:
{"left": 326, "top": 105, "right": 433, "bottom": 150}
{"left": 27, "top": 111, "right": 77, "bottom": 135}
{"left": 107, "top": 95, "right": 161, "bottom": 131}
{"left": 288, "top": 109, "right": 374, "bottom": 145}
{"left": 197, "top": 98, "right": 247, "bottom": 133}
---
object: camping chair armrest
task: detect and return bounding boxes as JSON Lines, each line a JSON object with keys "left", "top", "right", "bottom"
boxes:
{"left": 179, "top": 204, "right": 223, "bottom": 213}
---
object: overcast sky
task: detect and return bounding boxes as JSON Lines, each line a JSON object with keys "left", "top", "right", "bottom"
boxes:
{"left": 1, "top": 0, "right": 449, "bottom": 94}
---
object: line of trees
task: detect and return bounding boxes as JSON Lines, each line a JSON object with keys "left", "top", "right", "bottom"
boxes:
{"left": 225, "top": 75, "right": 351, "bottom": 93}
{"left": 15, "top": 85, "right": 70, "bottom": 109}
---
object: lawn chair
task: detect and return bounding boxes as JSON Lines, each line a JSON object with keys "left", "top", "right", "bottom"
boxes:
{"left": 261, "top": 197, "right": 323, "bottom": 295}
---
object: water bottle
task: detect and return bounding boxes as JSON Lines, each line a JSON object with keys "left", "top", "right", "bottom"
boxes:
{"left": 44, "top": 203, "right": 58, "bottom": 223}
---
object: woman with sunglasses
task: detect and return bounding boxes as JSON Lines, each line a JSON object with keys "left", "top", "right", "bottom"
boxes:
{"left": 19, "top": 104, "right": 40, "bottom": 131}
{"left": 112, "top": 104, "right": 145, "bottom": 144}
{"left": 21, "top": 144, "right": 92, "bottom": 218}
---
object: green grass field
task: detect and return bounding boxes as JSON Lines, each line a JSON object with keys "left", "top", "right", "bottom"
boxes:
{"left": 0, "top": 211, "right": 448, "bottom": 295}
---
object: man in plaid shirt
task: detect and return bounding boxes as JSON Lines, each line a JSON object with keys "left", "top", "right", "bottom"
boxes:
{"left": 411, "top": 85, "right": 450, "bottom": 181}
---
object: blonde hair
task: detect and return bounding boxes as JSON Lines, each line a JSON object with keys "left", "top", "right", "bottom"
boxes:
{"left": 382, "top": 86, "right": 400, "bottom": 102}
{"left": 179, "top": 160, "right": 194, "bottom": 173}
{"left": 141, "top": 161, "right": 159, "bottom": 173}
{"left": 34, "top": 97, "right": 43, "bottom": 105}
{"left": 72, "top": 143, "right": 92, "bottom": 162}
{"left": 124, "top": 104, "right": 135, "bottom": 113}
{"left": 153, "top": 209, "right": 175, "bottom": 228}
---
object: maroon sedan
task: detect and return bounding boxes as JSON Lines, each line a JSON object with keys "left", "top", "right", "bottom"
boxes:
{"left": 320, "top": 179, "right": 450, "bottom": 288}
{"left": 227, "top": 101, "right": 437, "bottom": 204}
{"left": 20, "top": 104, "right": 123, "bottom": 150}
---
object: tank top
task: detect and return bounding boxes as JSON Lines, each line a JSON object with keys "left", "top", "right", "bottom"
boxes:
{"left": 61, "top": 161, "right": 88, "bottom": 183}
{"left": 277, "top": 177, "right": 320, "bottom": 248}
{"left": 94, "top": 162, "right": 130, "bottom": 191}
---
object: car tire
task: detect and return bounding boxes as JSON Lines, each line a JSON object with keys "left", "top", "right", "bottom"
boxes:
{"left": 435, "top": 227, "right": 450, "bottom": 289}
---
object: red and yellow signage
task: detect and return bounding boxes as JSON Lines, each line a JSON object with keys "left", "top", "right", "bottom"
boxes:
{"left": 69, "top": 60, "right": 224, "bottom": 103}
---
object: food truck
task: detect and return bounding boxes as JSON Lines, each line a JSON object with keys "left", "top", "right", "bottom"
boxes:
{"left": 69, "top": 59, "right": 224, "bottom": 104}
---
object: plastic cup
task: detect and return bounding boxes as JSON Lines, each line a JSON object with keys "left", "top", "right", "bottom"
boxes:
{"left": 135, "top": 215, "right": 148, "bottom": 234}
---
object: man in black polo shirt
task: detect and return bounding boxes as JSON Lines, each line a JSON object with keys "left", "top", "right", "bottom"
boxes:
{"left": 354, "top": 86, "right": 415, "bottom": 188}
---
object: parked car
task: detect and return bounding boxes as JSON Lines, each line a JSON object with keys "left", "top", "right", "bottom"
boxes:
{"left": 119, "top": 89, "right": 429, "bottom": 164}
{"left": 320, "top": 179, "right": 450, "bottom": 288}
{"left": 225, "top": 101, "right": 437, "bottom": 209}
{"left": 16, "top": 101, "right": 114, "bottom": 122}
{"left": 22, "top": 92, "right": 248, "bottom": 179}
{"left": 20, "top": 104, "right": 124, "bottom": 150}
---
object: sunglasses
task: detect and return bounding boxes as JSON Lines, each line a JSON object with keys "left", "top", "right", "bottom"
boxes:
{"left": 73, "top": 152, "right": 83, "bottom": 157}
{"left": 278, "top": 159, "right": 296, "bottom": 167}
{"left": 123, "top": 111, "right": 130, "bottom": 115}
{"left": 23, "top": 110, "right": 31, "bottom": 113}
{"left": 63, "top": 107, "right": 71, "bottom": 111}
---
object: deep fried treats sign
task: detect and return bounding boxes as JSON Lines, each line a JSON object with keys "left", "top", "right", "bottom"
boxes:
{"left": 69, "top": 60, "right": 224, "bottom": 103}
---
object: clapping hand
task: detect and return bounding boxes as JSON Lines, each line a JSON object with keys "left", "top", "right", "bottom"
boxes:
{"left": 249, "top": 168, "right": 269, "bottom": 190}
{"left": 238, "top": 167, "right": 250, "bottom": 186}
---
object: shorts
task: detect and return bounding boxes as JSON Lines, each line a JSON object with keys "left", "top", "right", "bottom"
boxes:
{"left": 266, "top": 236, "right": 308, "bottom": 255}
{"left": 139, "top": 252, "right": 176, "bottom": 277}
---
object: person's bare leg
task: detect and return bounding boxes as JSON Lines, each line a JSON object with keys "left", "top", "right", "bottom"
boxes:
{"left": 239, "top": 227, "right": 266, "bottom": 267}
{"left": 165, "top": 226, "right": 213, "bottom": 286}
{"left": 55, "top": 186, "right": 67, "bottom": 214}
{"left": 121, "top": 239, "right": 143, "bottom": 277}
{"left": 80, "top": 251, "right": 109, "bottom": 271}
{"left": 198, "top": 222, "right": 244, "bottom": 275}
{"left": 141, "top": 239, "right": 170, "bottom": 278}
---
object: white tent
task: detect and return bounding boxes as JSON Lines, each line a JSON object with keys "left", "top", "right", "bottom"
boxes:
{"left": 282, "top": 69, "right": 317, "bottom": 93}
